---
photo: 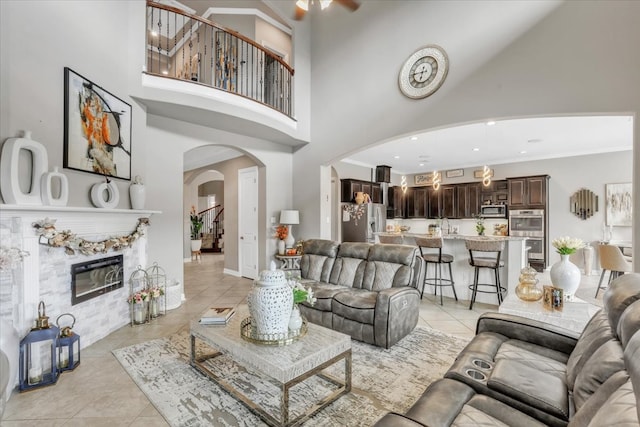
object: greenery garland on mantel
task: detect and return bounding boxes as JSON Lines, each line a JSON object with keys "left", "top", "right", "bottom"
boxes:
{"left": 33, "top": 217, "right": 150, "bottom": 256}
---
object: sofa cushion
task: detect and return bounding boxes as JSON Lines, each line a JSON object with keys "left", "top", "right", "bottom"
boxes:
{"left": 603, "top": 273, "right": 640, "bottom": 333}
{"left": 332, "top": 289, "right": 377, "bottom": 324}
{"left": 487, "top": 359, "right": 569, "bottom": 420}
{"left": 305, "top": 283, "right": 349, "bottom": 312}
{"left": 566, "top": 310, "right": 614, "bottom": 388}
{"left": 495, "top": 341, "right": 568, "bottom": 381}
{"left": 362, "top": 244, "right": 417, "bottom": 291}
{"left": 572, "top": 339, "right": 626, "bottom": 410}
{"left": 330, "top": 257, "right": 367, "bottom": 288}
{"left": 300, "top": 239, "right": 339, "bottom": 282}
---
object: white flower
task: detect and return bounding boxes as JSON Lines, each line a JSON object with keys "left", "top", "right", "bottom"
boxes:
{"left": 0, "top": 247, "right": 30, "bottom": 271}
{"left": 552, "top": 236, "right": 584, "bottom": 255}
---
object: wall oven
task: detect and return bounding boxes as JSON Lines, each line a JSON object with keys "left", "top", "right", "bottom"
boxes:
{"left": 509, "top": 209, "right": 545, "bottom": 260}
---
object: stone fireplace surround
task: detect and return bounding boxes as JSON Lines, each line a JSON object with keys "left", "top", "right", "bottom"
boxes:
{"left": 0, "top": 205, "right": 158, "bottom": 395}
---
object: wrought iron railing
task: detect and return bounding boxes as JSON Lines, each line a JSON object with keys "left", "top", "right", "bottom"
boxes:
{"left": 146, "top": 1, "right": 294, "bottom": 118}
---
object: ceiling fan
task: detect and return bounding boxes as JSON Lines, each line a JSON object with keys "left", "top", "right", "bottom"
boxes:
{"left": 294, "top": 0, "right": 360, "bottom": 20}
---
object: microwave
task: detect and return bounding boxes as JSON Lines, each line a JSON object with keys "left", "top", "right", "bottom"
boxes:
{"left": 480, "top": 204, "right": 507, "bottom": 218}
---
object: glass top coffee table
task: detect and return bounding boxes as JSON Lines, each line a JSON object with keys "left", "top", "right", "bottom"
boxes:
{"left": 190, "top": 306, "right": 352, "bottom": 426}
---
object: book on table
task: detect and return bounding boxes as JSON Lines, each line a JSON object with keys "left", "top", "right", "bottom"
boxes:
{"left": 200, "top": 306, "right": 235, "bottom": 324}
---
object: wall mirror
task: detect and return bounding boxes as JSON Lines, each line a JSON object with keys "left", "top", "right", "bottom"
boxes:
{"left": 570, "top": 188, "right": 598, "bottom": 220}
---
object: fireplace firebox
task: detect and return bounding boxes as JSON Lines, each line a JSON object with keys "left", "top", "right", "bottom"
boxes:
{"left": 71, "top": 255, "right": 123, "bottom": 305}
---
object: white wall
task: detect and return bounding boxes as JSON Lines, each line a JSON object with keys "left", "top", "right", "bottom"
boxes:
{"left": 294, "top": 0, "right": 640, "bottom": 263}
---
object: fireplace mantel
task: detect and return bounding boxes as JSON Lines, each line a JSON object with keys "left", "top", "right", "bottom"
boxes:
{"left": 0, "top": 204, "right": 161, "bottom": 215}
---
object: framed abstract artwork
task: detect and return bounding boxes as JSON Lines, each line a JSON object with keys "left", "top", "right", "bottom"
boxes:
{"left": 64, "top": 67, "right": 132, "bottom": 180}
{"left": 605, "top": 182, "right": 632, "bottom": 226}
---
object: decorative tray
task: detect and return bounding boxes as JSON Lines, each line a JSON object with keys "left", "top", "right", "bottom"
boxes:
{"left": 240, "top": 317, "right": 307, "bottom": 346}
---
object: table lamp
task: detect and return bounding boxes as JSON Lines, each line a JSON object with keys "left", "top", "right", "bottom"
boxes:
{"left": 280, "top": 210, "right": 299, "bottom": 249}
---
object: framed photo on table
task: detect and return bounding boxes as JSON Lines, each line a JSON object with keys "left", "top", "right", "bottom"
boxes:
{"left": 64, "top": 67, "right": 132, "bottom": 180}
{"left": 605, "top": 182, "right": 632, "bottom": 226}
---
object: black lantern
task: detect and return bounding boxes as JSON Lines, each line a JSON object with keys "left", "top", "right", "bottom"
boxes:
{"left": 19, "top": 302, "right": 59, "bottom": 391}
{"left": 56, "top": 313, "right": 80, "bottom": 372}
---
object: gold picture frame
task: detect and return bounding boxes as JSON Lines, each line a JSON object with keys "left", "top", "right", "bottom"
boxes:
{"left": 543, "top": 285, "right": 564, "bottom": 311}
{"left": 474, "top": 169, "right": 494, "bottom": 179}
{"left": 446, "top": 169, "right": 464, "bottom": 178}
{"left": 414, "top": 173, "right": 432, "bottom": 186}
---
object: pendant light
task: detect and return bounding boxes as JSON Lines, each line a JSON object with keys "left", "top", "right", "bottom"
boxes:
{"left": 432, "top": 170, "right": 441, "bottom": 191}
{"left": 401, "top": 176, "right": 408, "bottom": 194}
{"left": 482, "top": 121, "right": 494, "bottom": 187}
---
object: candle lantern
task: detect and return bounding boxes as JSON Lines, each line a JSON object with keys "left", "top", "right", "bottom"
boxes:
{"left": 146, "top": 262, "right": 167, "bottom": 318}
{"left": 56, "top": 313, "right": 80, "bottom": 372}
{"left": 128, "top": 266, "right": 150, "bottom": 326}
{"left": 19, "top": 302, "right": 59, "bottom": 391}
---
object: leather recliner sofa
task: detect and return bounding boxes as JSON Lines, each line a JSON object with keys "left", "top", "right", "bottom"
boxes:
{"left": 298, "top": 239, "right": 420, "bottom": 349}
{"left": 374, "top": 273, "right": 640, "bottom": 426}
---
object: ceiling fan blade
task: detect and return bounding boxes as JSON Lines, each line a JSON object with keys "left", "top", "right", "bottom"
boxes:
{"left": 334, "top": 0, "right": 360, "bottom": 12}
{"left": 294, "top": 5, "right": 307, "bottom": 20}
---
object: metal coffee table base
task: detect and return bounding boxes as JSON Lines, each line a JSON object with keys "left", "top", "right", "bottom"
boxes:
{"left": 190, "top": 334, "right": 352, "bottom": 427}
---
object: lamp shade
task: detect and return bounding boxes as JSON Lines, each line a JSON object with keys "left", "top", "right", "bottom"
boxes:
{"left": 279, "top": 210, "right": 299, "bottom": 225}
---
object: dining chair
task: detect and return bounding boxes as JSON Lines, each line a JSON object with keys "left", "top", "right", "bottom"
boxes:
{"left": 595, "top": 244, "right": 633, "bottom": 297}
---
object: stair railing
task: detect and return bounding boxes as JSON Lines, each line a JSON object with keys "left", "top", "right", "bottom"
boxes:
{"left": 146, "top": 1, "right": 294, "bottom": 118}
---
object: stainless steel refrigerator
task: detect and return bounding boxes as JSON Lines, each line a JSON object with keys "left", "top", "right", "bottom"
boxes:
{"left": 341, "top": 203, "right": 386, "bottom": 243}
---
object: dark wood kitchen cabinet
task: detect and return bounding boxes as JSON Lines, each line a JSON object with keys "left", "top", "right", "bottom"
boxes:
{"left": 428, "top": 187, "right": 441, "bottom": 218}
{"left": 387, "top": 186, "right": 406, "bottom": 218}
{"left": 340, "top": 179, "right": 382, "bottom": 203}
{"left": 441, "top": 186, "right": 457, "bottom": 218}
{"left": 508, "top": 176, "right": 549, "bottom": 209}
{"left": 456, "top": 183, "right": 482, "bottom": 218}
{"left": 407, "top": 187, "right": 427, "bottom": 218}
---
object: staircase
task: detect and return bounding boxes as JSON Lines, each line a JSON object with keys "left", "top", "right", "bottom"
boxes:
{"left": 199, "top": 206, "right": 224, "bottom": 253}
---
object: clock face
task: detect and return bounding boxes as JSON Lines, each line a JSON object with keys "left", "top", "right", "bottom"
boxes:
{"left": 399, "top": 45, "right": 448, "bottom": 99}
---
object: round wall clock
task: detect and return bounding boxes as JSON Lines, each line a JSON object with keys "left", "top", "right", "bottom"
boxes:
{"left": 398, "top": 45, "right": 449, "bottom": 99}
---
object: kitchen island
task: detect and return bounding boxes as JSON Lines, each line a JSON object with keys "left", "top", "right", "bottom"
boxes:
{"left": 375, "top": 233, "right": 529, "bottom": 306}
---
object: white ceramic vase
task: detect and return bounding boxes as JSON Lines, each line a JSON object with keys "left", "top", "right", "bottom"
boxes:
{"left": 277, "top": 240, "right": 285, "bottom": 255}
{"left": 550, "top": 254, "right": 581, "bottom": 301}
{"left": 129, "top": 175, "right": 145, "bottom": 210}
{"left": 289, "top": 305, "right": 303, "bottom": 332}
{"left": 247, "top": 264, "right": 293, "bottom": 337}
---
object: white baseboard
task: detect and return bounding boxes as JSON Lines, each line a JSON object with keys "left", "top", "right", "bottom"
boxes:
{"left": 223, "top": 268, "right": 241, "bottom": 277}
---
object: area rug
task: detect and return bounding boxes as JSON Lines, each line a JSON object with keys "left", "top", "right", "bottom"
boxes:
{"left": 113, "top": 326, "right": 469, "bottom": 426}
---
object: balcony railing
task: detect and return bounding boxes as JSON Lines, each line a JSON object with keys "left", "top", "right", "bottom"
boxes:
{"left": 146, "top": 1, "right": 294, "bottom": 118}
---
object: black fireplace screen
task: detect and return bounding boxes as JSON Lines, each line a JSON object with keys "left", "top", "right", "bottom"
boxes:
{"left": 71, "top": 255, "right": 123, "bottom": 305}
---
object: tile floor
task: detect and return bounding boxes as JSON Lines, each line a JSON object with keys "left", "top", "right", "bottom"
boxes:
{"left": 1, "top": 253, "right": 604, "bottom": 426}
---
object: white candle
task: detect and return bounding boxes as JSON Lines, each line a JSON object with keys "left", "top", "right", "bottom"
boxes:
{"left": 28, "top": 365, "right": 42, "bottom": 385}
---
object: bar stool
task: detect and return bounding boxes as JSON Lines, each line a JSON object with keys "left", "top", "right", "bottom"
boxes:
{"left": 415, "top": 236, "right": 457, "bottom": 305}
{"left": 378, "top": 235, "right": 404, "bottom": 244}
{"left": 466, "top": 238, "right": 505, "bottom": 310}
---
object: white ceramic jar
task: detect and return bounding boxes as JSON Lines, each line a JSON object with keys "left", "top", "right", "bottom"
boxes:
{"left": 247, "top": 263, "right": 293, "bottom": 337}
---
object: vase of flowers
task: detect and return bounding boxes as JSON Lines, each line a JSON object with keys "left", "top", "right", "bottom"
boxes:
{"left": 474, "top": 214, "right": 485, "bottom": 236}
{"left": 190, "top": 206, "right": 203, "bottom": 250}
{"left": 128, "top": 290, "right": 149, "bottom": 324}
{"left": 275, "top": 225, "right": 288, "bottom": 255}
{"left": 149, "top": 286, "right": 164, "bottom": 318}
{"left": 289, "top": 282, "right": 316, "bottom": 332}
{"left": 550, "top": 236, "right": 584, "bottom": 301}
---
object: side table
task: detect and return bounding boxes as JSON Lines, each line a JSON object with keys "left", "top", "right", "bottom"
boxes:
{"left": 275, "top": 254, "right": 302, "bottom": 276}
{"left": 499, "top": 293, "right": 600, "bottom": 334}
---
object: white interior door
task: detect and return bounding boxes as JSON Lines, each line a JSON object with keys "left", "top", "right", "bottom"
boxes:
{"left": 238, "top": 166, "right": 258, "bottom": 279}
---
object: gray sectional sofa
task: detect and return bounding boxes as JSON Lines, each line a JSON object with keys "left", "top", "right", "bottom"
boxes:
{"left": 298, "top": 239, "right": 420, "bottom": 349}
{"left": 375, "top": 273, "right": 640, "bottom": 426}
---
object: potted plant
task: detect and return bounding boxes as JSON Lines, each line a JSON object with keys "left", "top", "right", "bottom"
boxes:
{"left": 190, "top": 206, "right": 203, "bottom": 251}
{"left": 289, "top": 281, "right": 316, "bottom": 332}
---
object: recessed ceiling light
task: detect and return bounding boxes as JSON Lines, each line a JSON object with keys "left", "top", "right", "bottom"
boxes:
{"left": 162, "top": 70, "right": 169, "bottom": 75}
{"left": 472, "top": 148, "right": 480, "bottom": 152}
{"left": 520, "top": 150, "right": 527, "bottom": 154}
{"left": 527, "top": 138, "right": 543, "bottom": 143}
{"left": 151, "top": 31, "right": 158, "bottom": 37}
{"left": 419, "top": 163, "right": 424, "bottom": 166}
{"left": 394, "top": 155, "right": 400, "bottom": 159}
{"left": 486, "top": 121, "right": 496, "bottom": 126}
{"left": 410, "top": 136, "right": 418, "bottom": 141}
